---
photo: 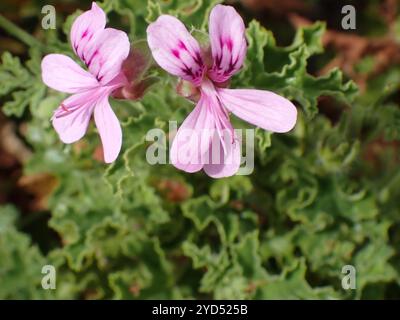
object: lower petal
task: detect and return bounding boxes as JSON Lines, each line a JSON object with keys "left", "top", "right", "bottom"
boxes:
{"left": 170, "top": 96, "right": 215, "bottom": 173}
{"left": 93, "top": 97, "right": 122, "bottom": 163}
{"left": 203, "top": 129, "right": 241, "bottom": 178}
{"left": 42, "top": 54, "right": 99, "bottom": 93}
{"left": 52, "top": 91, "right": 96, "bottom": 143}
{"left": 217, "top": 88, "right": 297, "bottom": 133}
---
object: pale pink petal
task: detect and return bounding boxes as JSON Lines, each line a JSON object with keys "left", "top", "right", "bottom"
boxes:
{"left": 41, "top": 54, "right": 99, "bottom": 93}
{"left": 70, "top": 2, "right": 129, "bottom": 86}
{"left": 217, "top": 88, "right": 297, "bottom": 133}
{"left": 170, "top": 96, "right": 215, "bottom": 173}
{"left": 147, "top": 15, "right": 205, "bottom": 85}
{"left": 203, "top": 135, "right": 241, "bottom": 178}
{"left": 52, "top": 90, "right": 98, "bottom": 143}
{"left": 94, "top": 96, "right": 122, "bottom": 163}
{"left": 71, "top": 2, "right": 106, "bottom": 62}
{"left": 208, "top": 5, "right": 247, "bottom": 83}
{"left": 203, "top": 100, "right": 241, "bottom": 178}
{"left": 84, "top": 28, "right": 130, "bottom": 85}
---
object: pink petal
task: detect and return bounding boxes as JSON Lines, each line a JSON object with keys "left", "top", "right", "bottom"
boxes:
{"left": 70, "top": 3, "right": 129, "bottom": 86}
{"left": 147, "top": 15, "right": 205, "bottom": 85}
{"left": 41, "top": 54, "right": 99, "bottom": 93}
{"left": 217, "top": 88, "right": 297, "bottom": 133}
{"left": 93, "top": 96, "right": 122, "bottom": 163}
{"left": 203, "top": 98, "right": 241, "bottom": 178}
{"left": 203, "top": 128, "right": 241, "bottom": 178}
{"left": 84, "top": 28, "right": 130, "bottom": 85}
{"left": 52, "top": 90, "right": 98, "bottom": 143}
{"left": 170, "top": 87, "right": 241, "bottom": 178}
{"left": 170, "top": 96, "right": 215, "bottom": 173}
{"left": 208, "top": 5, "right": 247, "bottom": 83}
{"left": 71, "top": 2, "right": 106, "bottom": 63}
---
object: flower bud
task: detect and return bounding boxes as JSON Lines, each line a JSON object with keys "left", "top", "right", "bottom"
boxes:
{"left": 112, "top": 41, "right": 156, "bottom": 101}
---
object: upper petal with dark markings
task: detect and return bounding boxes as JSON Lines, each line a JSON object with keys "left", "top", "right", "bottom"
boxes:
{"left": 70, "top": 2, "right": 106, "bottom": 64}
{"left": 208, "top": 5, "right": 247, "bottom": 83}
{"left": 147, "top": 15, "right": 205, "bottom": 85}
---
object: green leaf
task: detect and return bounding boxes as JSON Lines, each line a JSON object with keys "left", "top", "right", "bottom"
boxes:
{"left": 239, "top": 21, "right": 358, "bottom": 118}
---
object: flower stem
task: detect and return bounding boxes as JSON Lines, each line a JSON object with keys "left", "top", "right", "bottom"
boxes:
{"left": 0, "top": 14, "right": 44, "bottom": 50}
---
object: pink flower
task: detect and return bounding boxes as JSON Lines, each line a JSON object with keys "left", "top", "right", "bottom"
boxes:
{"left": 147, "top": 5, "right": 297, "bottom": 178}
{"left": 41, "top": 2, "right": 130, "bottom": 163}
